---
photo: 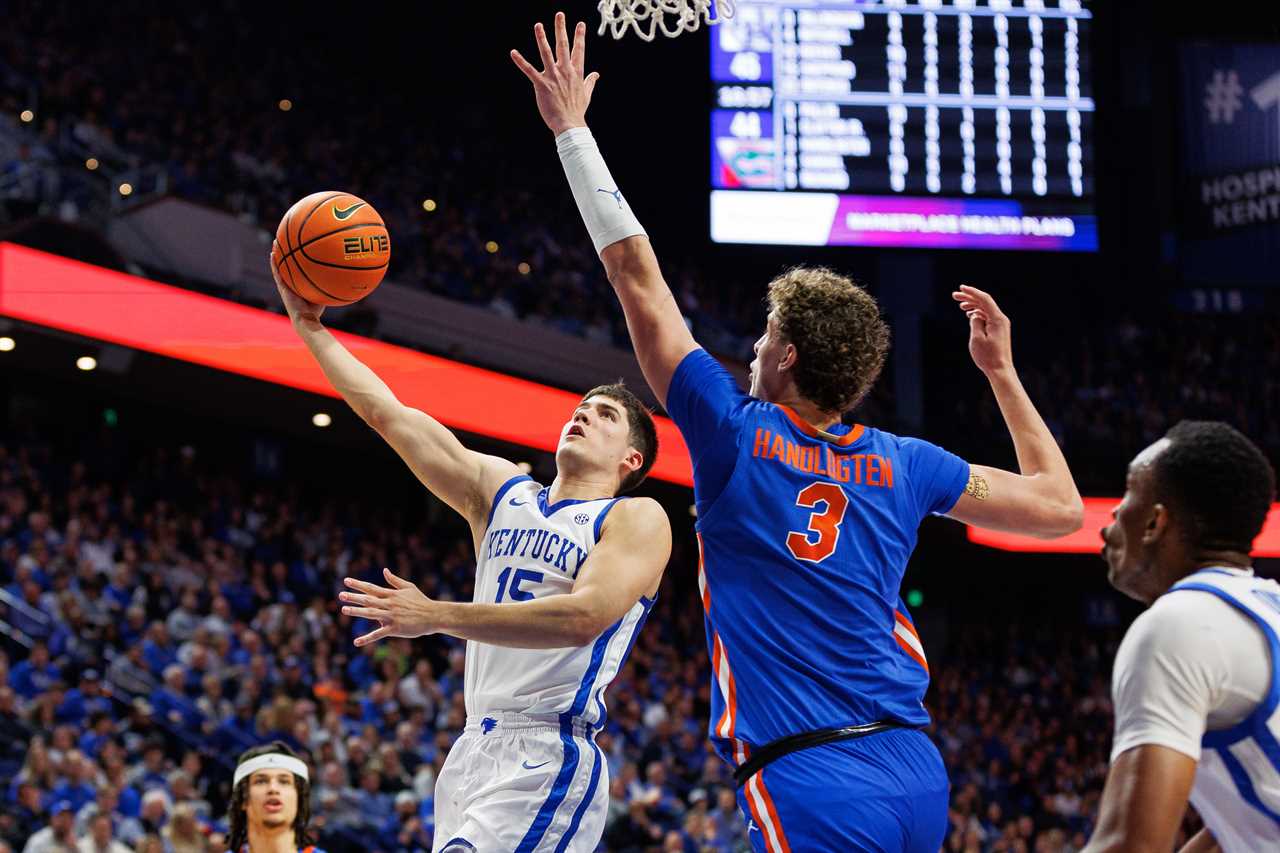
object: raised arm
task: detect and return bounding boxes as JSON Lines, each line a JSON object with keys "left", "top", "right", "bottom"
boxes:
{"left": 943, "top": 285, "right": 1084, "bottom": 538}
{"left": 271, "top": 263, "right": 518, "bottom": 525}
{"left": 339, "top": 498, "right": 671, "bottom": 649}
{"left": 511, "top": 13, "right": 698, "bottom": 406}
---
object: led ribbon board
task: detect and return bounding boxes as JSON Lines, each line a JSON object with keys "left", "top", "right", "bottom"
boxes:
{"left": 968, "top": 496, "right": 1280, "bottom": 557}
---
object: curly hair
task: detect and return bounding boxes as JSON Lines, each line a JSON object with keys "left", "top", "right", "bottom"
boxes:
{"left": 580, "top": 382, "right": 658, "bottom": 494}
{"left": 766, "top": 267, "right": 891, "bottom": 414}
{"left": 227, "top": 741, "right": 312, "bottom": 852}
{"left": 1153, "top": 421, "right": 1276, "bottom": 555}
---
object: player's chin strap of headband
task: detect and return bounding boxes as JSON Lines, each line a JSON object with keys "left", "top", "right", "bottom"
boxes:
{"left": 233, "top": 754, "right": 309, "bottom": 788}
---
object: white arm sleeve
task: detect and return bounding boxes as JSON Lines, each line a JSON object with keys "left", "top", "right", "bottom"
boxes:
{"left": 555, "top": 127, "right": 647, "bottom": 255}
{"left": 1110, "top": 591, "right": 1241, "bottom": 762}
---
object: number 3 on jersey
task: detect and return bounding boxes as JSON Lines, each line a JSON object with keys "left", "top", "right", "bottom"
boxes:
{"left": 786, "top": 482, "right": 850, "bottom": 563}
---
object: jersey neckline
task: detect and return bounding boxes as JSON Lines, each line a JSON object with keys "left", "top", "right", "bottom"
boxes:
{"left": 537, "top": 486, "right": 610, "bottom": 518}
{"left": 776, "top": 404, "right": 867, "bottom": 447}
{"left": 1188, "top": 566, "right": 1256, "bottom": 579}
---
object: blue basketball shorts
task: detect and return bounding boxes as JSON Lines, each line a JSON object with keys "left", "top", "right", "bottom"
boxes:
{"left": 736, "top": 727, "right": 949, "bottom": 853}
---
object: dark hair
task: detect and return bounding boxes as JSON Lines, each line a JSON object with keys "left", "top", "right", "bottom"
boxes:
{"left": 227, "top": 741, "right": 312, "bottom": 851}
{"left": 580, "top": 383, "right": 658, "bottom": 494}
{"left": 766, "top": 267, "right": 891, "bottom": 414}
{"left": 1155, "top": 420, "right": 1276, "bottom": 554}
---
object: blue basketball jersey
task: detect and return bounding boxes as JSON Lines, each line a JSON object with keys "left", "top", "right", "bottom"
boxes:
{"left": 667, "top": 349, "right": 969, "bottom": 766}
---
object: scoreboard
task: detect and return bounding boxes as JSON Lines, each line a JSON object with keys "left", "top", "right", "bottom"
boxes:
{"left": 710, "top": 0, "right": 1098, "bottom": 251}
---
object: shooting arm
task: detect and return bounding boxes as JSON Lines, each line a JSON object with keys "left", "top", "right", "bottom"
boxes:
{"left": 292, "top": 317, "right": 516, "bottom": 521}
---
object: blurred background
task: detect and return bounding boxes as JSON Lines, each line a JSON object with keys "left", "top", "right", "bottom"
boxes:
{"left": 0, "top": 1, "right": 1277, "bottom": 851}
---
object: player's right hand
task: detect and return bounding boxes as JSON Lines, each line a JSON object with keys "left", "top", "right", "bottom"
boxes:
{"left": 340, "top": 569, "right": 438, "bottom": 646}
{"left": 953, "top": 284, "right": 1013, "bottom": 376}
{"left": 269, "top": 243, "right": 325, "bottom": 325}
{"left": 510, "top": 12, "right": 599, "bottom": 136}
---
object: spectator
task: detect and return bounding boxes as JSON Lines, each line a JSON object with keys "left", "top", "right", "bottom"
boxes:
{"left": 74, "top": 813, "right": 129, "bottom": 853}
{"left": 55, "top": 671, "right": 110, "bottom": 727}
{"left": 105, "top": 645, "right": 155, "bottom": 698}
{"left": 150, "top": 665, "right": 202, "bottom": 732}
{"left": 22, "top": 800, "right": 76, "bottom": 853}
{"left": 9, "top": 642, "right": 58, "bottom": 701}
{"left": 134, "top": 791, "right": 170, "bottom": 839}
{"left": 159, "top": 803, "right": 204, "bottom": 853}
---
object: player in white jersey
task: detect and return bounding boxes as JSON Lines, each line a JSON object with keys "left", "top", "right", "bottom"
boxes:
{"left": 271, "top": 272, "right": 672, "bottom": 852}
{"left": 1087, "top": 420, "right": 1279, "bottom": 853}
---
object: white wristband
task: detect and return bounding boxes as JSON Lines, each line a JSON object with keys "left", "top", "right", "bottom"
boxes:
{"left": 555, "top": 127, "right": 647, "bottom": 255}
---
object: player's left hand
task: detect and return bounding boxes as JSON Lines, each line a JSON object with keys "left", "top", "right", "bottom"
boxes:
{"left": 952, "top": 284, "right": 1014, "bottom": 376}
{"left": 510, "top": 12, "right": 599, "bottom": 136}
{"left": 339, "top": 569, "right": 437, "bottom": 646}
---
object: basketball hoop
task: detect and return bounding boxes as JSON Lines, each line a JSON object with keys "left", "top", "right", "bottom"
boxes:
{"left": 598, "top": 0, "right": 736, "bottom": 41}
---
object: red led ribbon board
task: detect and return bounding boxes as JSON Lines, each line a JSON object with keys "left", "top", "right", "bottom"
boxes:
{"left": 967, "top": 497, "right": 1280, "bottom": 557}
{"left": 0, "top": 242, "right": 694, "bottom": 486}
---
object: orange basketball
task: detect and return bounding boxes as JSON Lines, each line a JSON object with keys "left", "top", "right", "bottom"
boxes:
{"left": 271, "top": 191, "right": 390, "bottom": 306}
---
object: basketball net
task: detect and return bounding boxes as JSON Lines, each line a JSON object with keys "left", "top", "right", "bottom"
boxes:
{"left": 598, "top": 0, "right": 736, "bottom": 41}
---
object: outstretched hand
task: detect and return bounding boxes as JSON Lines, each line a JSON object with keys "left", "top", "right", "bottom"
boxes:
{"left": 510, "top": 11, "right": 599, "bottom": 136}
{"left": 270, "top": 243, "right": 325, "bottom": 325}
{"left": 952, "top": 284, "right": 1013, "bottom": 376}
{"left": 339, "top": 569, "right": 437, "bottom": 647}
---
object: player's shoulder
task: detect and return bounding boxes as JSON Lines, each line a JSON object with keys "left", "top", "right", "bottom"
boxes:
{"left": 882, "top": 430, "right": 946, "bottom": 454}
{"left": 1119, "top": 587, "right": 1240, "bottom": 664}
{"left": 600, "top": 495, "right": 669, "bottom": 535}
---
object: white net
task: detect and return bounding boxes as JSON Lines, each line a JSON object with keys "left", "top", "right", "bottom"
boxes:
{"left": 598, "top": 0, "right": 736, "bottom": 41}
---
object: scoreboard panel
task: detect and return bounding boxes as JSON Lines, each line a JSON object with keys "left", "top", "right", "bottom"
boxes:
{"left": 710, "top": 0, "right": 1098, "bottom": 251}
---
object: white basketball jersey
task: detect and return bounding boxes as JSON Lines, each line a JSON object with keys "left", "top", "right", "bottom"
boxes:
{"left": 1170, "top": 569, "right": 1280, "bottom": 851}
{"left": 465, "top": 476, "right": 654, "bottom": 726}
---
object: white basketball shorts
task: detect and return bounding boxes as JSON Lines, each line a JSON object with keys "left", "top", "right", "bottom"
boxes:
{"left": 432, "top": 711, "right": 610, "bottom": 853}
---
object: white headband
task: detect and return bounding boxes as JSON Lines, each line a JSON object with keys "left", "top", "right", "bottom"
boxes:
{"left": 233, "top": 754, "right": 309, "bottom": 787}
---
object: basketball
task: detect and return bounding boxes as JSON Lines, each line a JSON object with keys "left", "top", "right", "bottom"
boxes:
{"left": 271, "top": 191, "right": 390, "bottom": 306}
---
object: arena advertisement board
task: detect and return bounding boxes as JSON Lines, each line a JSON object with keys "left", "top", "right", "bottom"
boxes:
{"left": 1179, "top": 42, "right": 1280, "bottom": 283}
{"left": 710, "top": 0, "right": 1099, "bottom": 251}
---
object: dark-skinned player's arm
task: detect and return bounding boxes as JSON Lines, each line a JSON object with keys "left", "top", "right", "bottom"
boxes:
{"left": 338, "top": 498, "right": 671, "bottom": 648}
{"left": 1086, "top": 592, "right": 1229, "bottom": 853}
{"left": 942, "top": 285, "right": 1084, "bottom": 538}
{"left": 1081, "top": 745, "right": 1199, "bottom": 853}
{"left": 511, "top": 13, "right": 697, "bottom": 408}
{"left": 271, "top": 261, "right": 519, "bottom": 526}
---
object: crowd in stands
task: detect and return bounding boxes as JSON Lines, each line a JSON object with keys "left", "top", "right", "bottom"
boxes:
{"left": 0, "top": 2, "right": 762, "bottom": 363}
{"left": 927, "top": 309, "right": 1280, "bottom": 491}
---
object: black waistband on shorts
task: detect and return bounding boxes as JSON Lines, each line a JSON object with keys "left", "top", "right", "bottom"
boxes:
{"left": 732, "top": 720, "right": 915, "bottom": 787}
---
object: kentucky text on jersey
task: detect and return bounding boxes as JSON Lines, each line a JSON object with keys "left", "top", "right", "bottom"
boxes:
{"left": 752, "top": 428, "right": 895, "bottom": 487}
{"left": 482, "top": 527, "right": 589, "bottom": 579}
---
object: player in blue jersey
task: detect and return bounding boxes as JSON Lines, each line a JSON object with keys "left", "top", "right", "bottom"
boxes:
{"left": 1088, "top": 422, "right": 1278, "bottom": 853}
{"left": 514, "top": 15, "right": 1084, "bottom": 851}
{"left": 228, "top": 742, "right": 326, "bottom": 853}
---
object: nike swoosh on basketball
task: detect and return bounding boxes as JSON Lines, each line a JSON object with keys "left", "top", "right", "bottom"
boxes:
{"left": 332, "top": 202, "right": 367, "bottom": 221}
{"left": 509, "top": 498, "right": 528, "bottom": 507}
{"left": 522, "top": 760, "right": 551, "bottom": 770}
